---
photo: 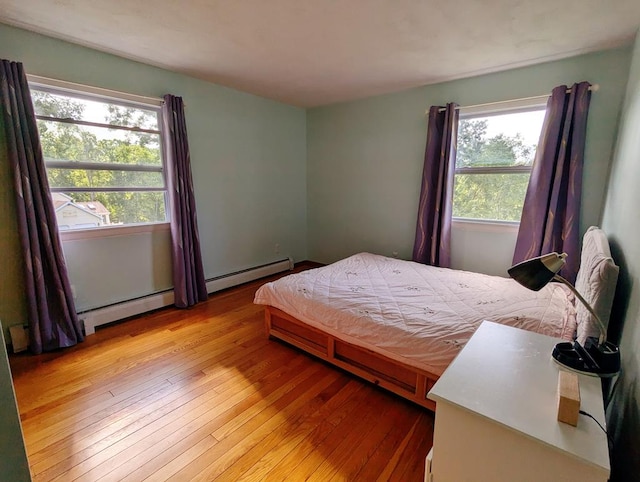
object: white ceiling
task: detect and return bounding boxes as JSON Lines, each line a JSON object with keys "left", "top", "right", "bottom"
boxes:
{"left": 1, "top": 0, "right": 639, "bottom": 107}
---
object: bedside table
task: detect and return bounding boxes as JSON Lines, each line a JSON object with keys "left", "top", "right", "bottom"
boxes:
{"left": 426, "top": 321, "right": 610, "bottom": 482}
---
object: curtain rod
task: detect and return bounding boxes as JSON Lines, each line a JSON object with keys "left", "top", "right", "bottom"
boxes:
{"left": 26, "top": 74, "right": 164, "bottom": 107}
{"left": 432, "top": 84, "right": 599, "bottom": 114}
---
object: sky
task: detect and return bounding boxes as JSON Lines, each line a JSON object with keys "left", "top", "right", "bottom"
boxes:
{"left": 481, "top": 109, "right": 546, "bottom": 145}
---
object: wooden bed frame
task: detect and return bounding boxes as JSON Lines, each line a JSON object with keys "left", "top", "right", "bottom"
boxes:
{"left": 264, "top": 306, "right": 439, "bottom": 411}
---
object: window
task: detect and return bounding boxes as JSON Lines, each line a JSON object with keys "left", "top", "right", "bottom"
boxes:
{"left": 453, "top": 102, "right": 546, "bottom": 223}
{"left": 30, "top": 82, "right": 168, "bottom": 232}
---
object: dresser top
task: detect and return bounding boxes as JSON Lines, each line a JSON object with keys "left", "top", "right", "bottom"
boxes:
{"left": 428, "top": 321, "right": 610, "bottom": 473}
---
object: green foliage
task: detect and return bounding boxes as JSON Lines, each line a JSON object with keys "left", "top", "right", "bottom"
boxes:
{"left": 456, "top": 119, "right": 488, "bottom": 167}
{"left": 33, "top": 91, "right": 84, "bottom": 118}
{"left": 34, "top": 90, "right": 166, "bottom": 226}
{"left": 453, "top": 173, "right": 530, "bottom": 221}
{"left": 457, "top": 120, "right": 535, "bottom": 168}
{"left": 106, "top": 105, "right": 159, "bottom": 147}
{"left": 454, "top": 119, "right": 537, "bottom": 221}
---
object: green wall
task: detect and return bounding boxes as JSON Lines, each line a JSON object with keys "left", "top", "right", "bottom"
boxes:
{"left": 0, "top": 23, "right": 308, "bottom": 317}
{"left": 602, "top": 31, "right": 640, "bottom": 481}
{"left": 0, "top": 330, "right": 30, "bottom": 482}
{"left": 306, "top": 48, "right": 631, "bottom": 272}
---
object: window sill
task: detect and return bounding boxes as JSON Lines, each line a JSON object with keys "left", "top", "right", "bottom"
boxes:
{"left": 452, "top": 218, "right": 520, "bottom": 233}
{"left": 59, "top": 222, "right": 171, "bottom": 241}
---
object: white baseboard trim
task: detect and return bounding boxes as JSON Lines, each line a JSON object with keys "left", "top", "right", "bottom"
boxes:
{"left": 205, "top": 258, "right": 293, "bottom": 293}
{"left": 82, "top": 257, "right": 293, "bottom": 335}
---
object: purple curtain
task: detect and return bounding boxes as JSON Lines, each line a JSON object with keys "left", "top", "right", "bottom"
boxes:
{"left": 412, "top": 103, "right": 459, "bottom": 267}
{"left": 513, "top": 82, "right": 591, "bottom": 283}
{"left": 0, "top": 60, "right": 83, "bottom": 354}
{"left": 162, "top": 94, "right": 208, "bottom": 308}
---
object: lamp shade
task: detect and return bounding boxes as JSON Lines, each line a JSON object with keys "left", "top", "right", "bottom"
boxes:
{"left": 508, "top": 252, "right": 567, "bottom": 291}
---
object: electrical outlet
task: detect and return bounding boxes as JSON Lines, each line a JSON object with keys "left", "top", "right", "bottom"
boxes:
{"left": 275, "top": 243, "right": 280, "bottom": 254}
{"left": 70, "top": 284, "right": 77, "bottom": 300}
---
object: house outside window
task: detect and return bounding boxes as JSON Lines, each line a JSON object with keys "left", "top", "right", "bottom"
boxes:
{"left": 29, "top": 81, "right": 168, "bottom": 234}
{"left": 453, "top": 100, "right": 547, "bottom": 223}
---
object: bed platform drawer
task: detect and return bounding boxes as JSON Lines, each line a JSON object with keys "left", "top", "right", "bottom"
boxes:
{"left": 265, "top": 306, "right": 437, "bottom": 411}
{"left": 333, "top": 341, "right": 416, "bottom": 392}
{"left": 266, "top": 308, "right": 329, "bottom": 356}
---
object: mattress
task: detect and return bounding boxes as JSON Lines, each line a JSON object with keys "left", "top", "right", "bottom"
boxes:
{"left": 254, "top": 253, "right": 577, "bottom": 376}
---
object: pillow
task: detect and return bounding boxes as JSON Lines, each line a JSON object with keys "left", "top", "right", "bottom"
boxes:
{"left": 574, "top": 226, "right": 619, "bottom": 344}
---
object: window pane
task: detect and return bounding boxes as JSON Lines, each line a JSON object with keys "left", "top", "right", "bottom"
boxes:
{"left": 53, "top": 191, "right": 166, "bottom": 230}
{"left": 456, "top": 110, "right": 545, "bottom": 168}
{"left": 37, "top": 119, "right": 162, "bottom": 166}
{"left": 33, "top": 85, "right": 169, "bottom": 232}
{"left": 32, "top": 90, "right": 159, "bottom": 130}
{"left": 453, "top": 173, "right": 530, "bottom": 222}
{"left": 47, "top": 168, "right": 165, "bottom": 189}
{"left": 453, "top": 106, "right": 545, "bottom": 222}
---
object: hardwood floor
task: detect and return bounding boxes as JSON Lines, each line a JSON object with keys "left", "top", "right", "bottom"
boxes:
{"left": 9, "top": 267, "right": 434, "bottom": 481}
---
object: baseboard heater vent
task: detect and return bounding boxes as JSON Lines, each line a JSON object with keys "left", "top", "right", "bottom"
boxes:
{"left": 82, "top": 257, "right": 293, "bottom": 335}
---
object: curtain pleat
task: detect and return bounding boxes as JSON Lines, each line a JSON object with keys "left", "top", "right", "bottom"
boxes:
{"left": 0, "top": 59, "right": 83, "bottom": 354}
{"left": 513, "top": 82, "right": 591, "bottom": 283}
{"left": 412, "top": 103, "right": 459, "bottom": 267}
{"left": 162, "top": 94, "right": 208, "bottom": 308}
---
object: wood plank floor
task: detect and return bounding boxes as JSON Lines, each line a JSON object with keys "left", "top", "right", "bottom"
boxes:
{"left": 9, "top": 266, "right": 434, "bottom": 481}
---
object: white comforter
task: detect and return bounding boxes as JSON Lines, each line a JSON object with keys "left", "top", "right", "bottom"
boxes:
{"left": 254, "top": 253, "right": 576, "bottom": 376}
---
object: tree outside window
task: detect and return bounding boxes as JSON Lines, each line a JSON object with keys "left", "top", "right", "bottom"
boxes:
{"left": 453, "top": 107, "right": 546, "bottom": 222}
{"left": 31, "top": 88, "right": 168, "bottom": 231}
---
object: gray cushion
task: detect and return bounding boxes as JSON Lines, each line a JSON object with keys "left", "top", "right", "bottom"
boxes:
{"left": 574, "top": 226, "right": 619, "bottom": 344}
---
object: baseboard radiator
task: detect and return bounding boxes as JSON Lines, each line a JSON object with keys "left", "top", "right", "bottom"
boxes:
{"left": 81, "top": 257, "right": 294, "bottom": 335}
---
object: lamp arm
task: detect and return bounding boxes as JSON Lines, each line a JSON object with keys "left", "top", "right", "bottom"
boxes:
{"left": 553, "top": 275, "right": 606, "bottom": 345}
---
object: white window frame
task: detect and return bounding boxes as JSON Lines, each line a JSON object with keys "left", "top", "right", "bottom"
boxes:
{"left": 27, "top": 75, "right": 171, "bottom": 240}
{"left": 453, "top": 96, "right": 548, "bottom": 225}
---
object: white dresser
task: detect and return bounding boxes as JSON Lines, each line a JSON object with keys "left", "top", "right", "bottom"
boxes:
{"left": 426, "top": 321, "right": 610, "bottom": 482}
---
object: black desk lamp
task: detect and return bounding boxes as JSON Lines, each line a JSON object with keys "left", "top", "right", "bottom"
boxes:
{"left": 508, "top": 252, "right": 620, "bottom": 377}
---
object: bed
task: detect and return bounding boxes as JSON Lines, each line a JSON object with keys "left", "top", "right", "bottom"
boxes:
{"left": 254, "top": 227, "right": 618, "bottom": 411}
